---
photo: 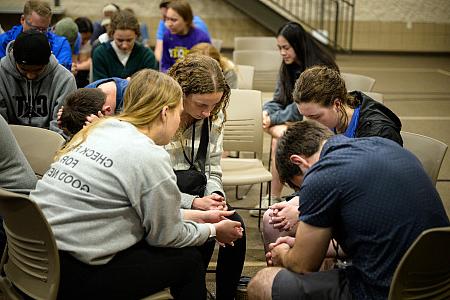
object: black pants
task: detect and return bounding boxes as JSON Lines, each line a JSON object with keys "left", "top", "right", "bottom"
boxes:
{"left": 58, "top": 241, "right": 206, "bottom": 300}
{"left": 198, "top": 206, "right": 246, "bottom": 300}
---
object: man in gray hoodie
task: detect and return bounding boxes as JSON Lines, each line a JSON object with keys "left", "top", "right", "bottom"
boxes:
{"left": 0, "top": 30, "right": 76, "bottom": 134}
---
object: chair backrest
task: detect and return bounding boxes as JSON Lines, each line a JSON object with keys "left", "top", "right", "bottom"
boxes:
{"left": 234, "top": 36, "right": 278, "bottom": 51}
{"left": 363, "top": 91, "right": 384, "bottom": 103}
{"left": 9, "top": 125, "right": 65, "bottom": 177}
{"left": 233, "top": 50, "right": 281, "bottom": 92}
{"left": 341, "top": 72, "right": 376, "bottom": 92}
{"left": 401, "top": 131, "right": 448, "bottom": 185}
{"left": 236, "top": 64, "right": 255, "bottom": 90}
{"left": 211, "top": 38, "right": 223, "bottom": 52}
{"left": 233, "top": 50, "right": 281, "bottom": 71}
{"left": 0, "top": 188, "right": 60, "bottom": 300}
{"left": 223, "top": 89, "right": 264, "bottom": 158}
{"left": 388, "top": 226, "right": 450, "bottom": 300}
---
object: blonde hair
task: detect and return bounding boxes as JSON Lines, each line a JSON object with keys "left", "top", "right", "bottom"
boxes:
{"left": 168, "top": 54, "right": 230, "bottom": 132}
{"left": 24, "top": 0, "right": 52, "bottom": 18}
{"left": 56, "top": 69, "right": 182, "bottom": 159}
{"left": 189, "top": 43, "right": 235, "bottom": 73}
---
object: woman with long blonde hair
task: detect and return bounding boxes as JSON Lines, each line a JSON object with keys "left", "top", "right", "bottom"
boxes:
{"left": 30, "top": 69, "right": 242, "bottom": 300}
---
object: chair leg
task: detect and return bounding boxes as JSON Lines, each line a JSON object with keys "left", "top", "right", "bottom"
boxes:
{"left": 235, "top": 184, "right": 254, "bottom": 200}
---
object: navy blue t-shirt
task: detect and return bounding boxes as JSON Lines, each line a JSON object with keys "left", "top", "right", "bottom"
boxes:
{"left": 299, "top": 135, "right": 449, "bottom": 299}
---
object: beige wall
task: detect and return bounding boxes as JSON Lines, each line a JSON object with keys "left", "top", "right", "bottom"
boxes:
{"left": 4, "top": 0, "right": 448, "bottom": 52}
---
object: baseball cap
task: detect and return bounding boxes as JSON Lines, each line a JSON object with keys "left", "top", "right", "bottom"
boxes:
{"left": 13, "top": 30, "right": 51, "bottom": 65}
{"left": 54, "top": 17, "right": 79, "bottom": 50}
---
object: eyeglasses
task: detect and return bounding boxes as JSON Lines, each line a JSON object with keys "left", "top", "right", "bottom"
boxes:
{"left": 24, "top": 18, "right": 51, "bottom": 33}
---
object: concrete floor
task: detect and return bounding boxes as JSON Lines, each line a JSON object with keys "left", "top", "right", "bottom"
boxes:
{"left": 207, "top": 53, "right": 450, "bottom": 296}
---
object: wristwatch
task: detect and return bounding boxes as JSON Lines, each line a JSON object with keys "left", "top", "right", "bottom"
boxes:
{"left": 208, "top": 223, "right": 216, "bottom": 238}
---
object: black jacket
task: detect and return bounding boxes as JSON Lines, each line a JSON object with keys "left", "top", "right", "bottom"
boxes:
{"left": 352, "top": 91, "right": 403, "bottom": 146}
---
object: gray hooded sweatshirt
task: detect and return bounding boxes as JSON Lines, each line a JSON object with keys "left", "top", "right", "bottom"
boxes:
{"left": 0, "top": 42, "right": 76, "bottom": 134}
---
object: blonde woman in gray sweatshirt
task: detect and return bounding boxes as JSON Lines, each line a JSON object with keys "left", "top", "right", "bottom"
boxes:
{"left": 30, "top": 69, "right": 242, "bottom": 300}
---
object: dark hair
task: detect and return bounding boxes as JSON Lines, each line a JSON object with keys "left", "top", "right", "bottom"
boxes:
{"left": 74, "top": 17, "right": 93, "bottom": 34}
{"left": 276, "top": 120, "right": 334, "bottom": 184}
{"left": 109, "top": 10, "right": 140, "bottom": 36}
{"left": 167, "top": 0, "right": 193, "bottom": 28}
{"left": 61, "top": 88, "right": 106, "bottom": 135}
{"left": 276, "top": 22, "right": 339, "bottom": 107}
{"left": 293, "top": 65, "right": 359, "bottom": 133}
{"left": 159, "top": 0, "right": 172, "bottom": 9}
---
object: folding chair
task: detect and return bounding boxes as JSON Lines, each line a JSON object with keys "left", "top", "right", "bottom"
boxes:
{"left": 401, "top": 131, "right": 448, "bottom": 186}
{"left": 233, "top": 50, "right": 281, "bottom": 92}
{"left": 388, "top": 226, "right": 450, "bottom": 300}
{"left": 0, "top": 188, "right": 173, "bottom": 300}
{"left": 221, "top": 89, "right": 272, "bottom": 227}
{"left": 341, "top": 72, "right": 376, "bottom": 92}
{"left": 236, "top": 64, "right": 255, "bottom": 90}
{"left": 9, "top": 125, "right": 65, "bottom": 177}
{"left": 234, "top": 36, "right": 278, "bottom": 51}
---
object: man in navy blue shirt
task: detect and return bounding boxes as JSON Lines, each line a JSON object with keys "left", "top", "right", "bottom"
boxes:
{"left": 248, "top": 120, "right": 449, "bottom": 300}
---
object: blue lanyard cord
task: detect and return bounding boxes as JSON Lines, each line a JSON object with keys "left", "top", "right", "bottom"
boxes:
{"left": 343, "top": 106, "right": 361, "bottom": 138}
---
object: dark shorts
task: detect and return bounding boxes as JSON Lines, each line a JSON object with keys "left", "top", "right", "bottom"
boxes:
{"left": 272, "top": 268, "right": 351, "bottom": 300}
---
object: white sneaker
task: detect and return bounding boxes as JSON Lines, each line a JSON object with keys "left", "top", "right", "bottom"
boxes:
{"left": 249, "top": 195, "right": 281, "bottom": 217}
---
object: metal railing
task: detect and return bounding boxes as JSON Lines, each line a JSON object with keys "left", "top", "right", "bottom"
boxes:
{"left": 260, "top": 0, "right": 355, "bottom": 52}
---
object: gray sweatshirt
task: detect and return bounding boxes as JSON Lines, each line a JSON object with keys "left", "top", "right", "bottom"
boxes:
{"left": 0, "top": 42, "right": 76, "bottom": 134}
{"left": 0, "top": 116, "right": 36, "bottom": 190}
{"left": 30, "top": 119, "right": 210, "bottom": 265}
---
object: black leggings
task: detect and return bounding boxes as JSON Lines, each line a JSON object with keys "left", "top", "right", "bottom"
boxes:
{"left": 198, "top": 206, "right": 246, "bottom": 300}
{"left": 58, "top": 241, "right": 206, "bottom": 300}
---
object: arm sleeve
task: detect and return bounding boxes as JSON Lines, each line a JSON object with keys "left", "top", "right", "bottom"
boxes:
{"left": 156, "top": 20, "right": 165, "bottom": 41}
{"left": 160, "top": 36, "right": 170, "bottom": 73}
{"left": 262, "top": 79, "right": 302, "bottom": 125}
{"left": 143, "top": 48, "right": 158, "bottom": 70}
{"left": 55, "top": 38, "right": 73, "bottom": 71}
{"left": 49, "top": 71, "right": 77, "bottom": 134}
{"left": 135, "top": 153, "right": 210, "bottom": 247}
{"left": 299, "top": 166, "right": 341, "bottom": 228}
{"left": 358, "top": 121, "right": 403, "bottom": 146}
{"left": 204, "top": 114, "right": 225, "bottom": 198}
{"left": 92, "top": 47, "right": 110, "bottom": 81}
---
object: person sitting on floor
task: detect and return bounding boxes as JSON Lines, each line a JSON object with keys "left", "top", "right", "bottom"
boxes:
{"left": 248, "top": 120, "right": 449, "bottom": 300}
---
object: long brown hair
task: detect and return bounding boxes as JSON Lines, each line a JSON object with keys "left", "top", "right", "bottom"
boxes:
{"left": 293, "top": 65, "right": 359, "bottom": 133}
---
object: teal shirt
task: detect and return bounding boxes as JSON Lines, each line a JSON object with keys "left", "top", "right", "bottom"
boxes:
{"left": 92, "top": 42, "right": 157, "bottom": 81}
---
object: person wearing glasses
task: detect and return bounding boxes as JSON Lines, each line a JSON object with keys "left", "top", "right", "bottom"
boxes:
{"left": 92, "top": 10, "right": 157, "bottom": 81}
{"left": 0, "top": 0, "right": 72, "bottom": 71}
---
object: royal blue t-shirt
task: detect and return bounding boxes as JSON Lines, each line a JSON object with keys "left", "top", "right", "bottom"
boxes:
{"left": 85, "top": 77, "right": 128, "bottom": 113}
{"left": 298, "top": 135, "right": 449, "bottom": 299}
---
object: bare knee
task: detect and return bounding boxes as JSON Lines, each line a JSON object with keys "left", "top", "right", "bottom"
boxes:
{"left": 248, "top": 267, "right": 282, "bottom": 300}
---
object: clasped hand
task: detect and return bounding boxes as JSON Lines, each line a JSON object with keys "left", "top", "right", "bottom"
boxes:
{"left": 268, "top": 198, "right": 300, "bottom": 232}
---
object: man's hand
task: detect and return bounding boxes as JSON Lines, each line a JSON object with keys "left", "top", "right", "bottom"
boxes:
{"left": 215, "top": 219, "right": 243, "bottom": 245}
{"left": 267, "top": 124, "right": 288, "bottom": 139}
{"left": 57, "top": 106, "right": 64, "bottom": 128}
{"left": 197, "top": 210, "right": 235, "bottom": 224}
{"left": 192, "top": 193, "right": 227, "bottom": 211}
{"left": 269, "top": 199, "right": 300, "bottom": 232}
{"left": 262, "top": 111, "right": 271, "bottom": 129}
{"left": 266, "top": 236, "right": 295, "bottom": 266}
{"left": 85, "top": 111, "right": 104, "bottom": 127}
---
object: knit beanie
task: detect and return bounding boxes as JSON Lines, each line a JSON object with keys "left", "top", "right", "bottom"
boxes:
{"left": 13, "top": 30, "right": 51, "bottom": 65}
{"left": 54, "top": 17, "right": 79, "bottom": 50}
